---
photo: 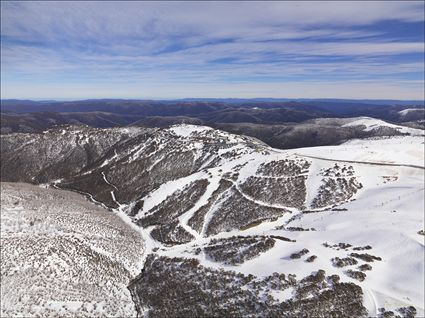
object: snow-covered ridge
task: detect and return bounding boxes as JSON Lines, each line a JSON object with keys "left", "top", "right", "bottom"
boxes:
{"left": 102, "top": 124, "right": 422, "bottom": 316}
{"left": 169, "top": 124, "right": 213, "bottom": 137}
{"left": 342, "top": 116, "right": 423, "bottom": 135}
{"left": 126, "top": 124, "right": 423, "bottom": 316}
{"left": 398, "top": 108, "right": 424, "bottom": 116}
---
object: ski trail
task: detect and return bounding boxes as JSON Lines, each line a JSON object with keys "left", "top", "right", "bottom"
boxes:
{"left": 230, "top": 179, "right": 298, "bottom": 213}
{"left": 102, "top": 171, "right": 118, "bottom": 191}
{"left": 364, "top": 289, "right": 378, "bottom": 317}
{"left": 178, "top": 177, "right": 221, "bottom": 239}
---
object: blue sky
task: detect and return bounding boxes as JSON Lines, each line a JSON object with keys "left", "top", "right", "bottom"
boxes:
{"left": 1, "top": 1, "right": 424, "bottom": 100}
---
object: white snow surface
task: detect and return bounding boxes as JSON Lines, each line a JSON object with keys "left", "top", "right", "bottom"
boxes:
{"left": 291, "top": 135, "right": 424, "bottom": 167}
{"left": 169, "top": 124, "right": 213, "bottom": 137}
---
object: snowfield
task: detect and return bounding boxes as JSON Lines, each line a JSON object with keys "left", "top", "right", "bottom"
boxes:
{"left": 0, "top": 183, "right": 144, "bottom": 317}
{"left": 169, "top": 124, "right": 213, "bottom": 137}
{"left": 292, "top": 135, "right": 424, "bottom": 167}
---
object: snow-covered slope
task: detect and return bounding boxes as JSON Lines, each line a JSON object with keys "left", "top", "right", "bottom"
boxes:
{"left": 398, "top": 108, "right": 425, "bottom": 118}
{"left": 0, "top": 183, "right": 144, "bottom": 317}
{"left": 292, "top": 135, "right": 424, "bottom": 167}
{"left": 1, "top": 122, "right": 423, "bottom": 317}
{"left": 124, "top": 126, "right": 424, "bottom": 317}
{"left": 342, "top": 116, "right": 423, "bottom": 136}
{"left": 399, "top": 109, "right": 419, "bottom": 116}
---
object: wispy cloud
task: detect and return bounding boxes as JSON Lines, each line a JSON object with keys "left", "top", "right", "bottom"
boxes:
{"left": 1, "top": 1, "right": 424, "bottom": 99}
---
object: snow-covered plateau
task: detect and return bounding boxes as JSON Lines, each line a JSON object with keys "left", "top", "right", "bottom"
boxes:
{"left": 0, "top": 118, "right": 423, "bottom": 317}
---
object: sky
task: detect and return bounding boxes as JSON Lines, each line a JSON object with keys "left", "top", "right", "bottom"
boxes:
{"left": 1, "top": 1, "right": 424, "bottom": 100}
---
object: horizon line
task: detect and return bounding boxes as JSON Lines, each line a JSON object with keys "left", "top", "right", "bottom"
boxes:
{"left": 2, "top": 97, "right": 424, "bottom": 103}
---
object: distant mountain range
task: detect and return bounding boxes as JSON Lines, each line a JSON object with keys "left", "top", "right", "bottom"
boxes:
{"left": 2, "top": 99, "right": 424, "bottom": 150}
{"left": 3, "top": 98, "right": 423, "bottom": 105}
{"left": 1, "top": 98, "right": 424, "bottom": 114}
{"left": 176, "top": 98, "right": 425, "bottom": 105}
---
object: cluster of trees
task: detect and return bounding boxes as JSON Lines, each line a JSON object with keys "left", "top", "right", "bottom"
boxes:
{"left": 129, "top": 255, "right": 368, "bottom": 317}
{"left": 204, "top": 235, "right": 276, "bottom": 265}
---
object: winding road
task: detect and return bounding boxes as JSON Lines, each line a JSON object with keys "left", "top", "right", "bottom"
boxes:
{"left": 295, "top": 153, "right": 425, "bottom": 170}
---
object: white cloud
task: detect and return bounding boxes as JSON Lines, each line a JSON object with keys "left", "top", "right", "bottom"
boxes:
{"left": 1, "top": 1, "right": 424, "bottom": 99}
{"left": 2, "top": 1, "right": 424, "bottom": 45}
